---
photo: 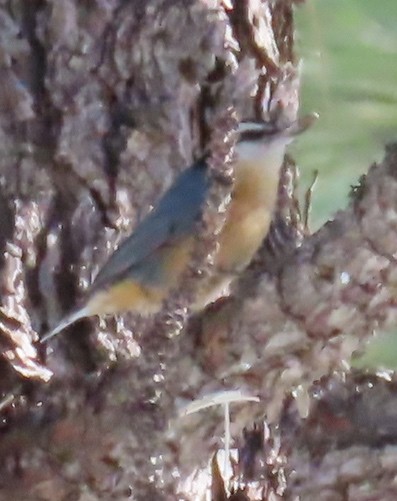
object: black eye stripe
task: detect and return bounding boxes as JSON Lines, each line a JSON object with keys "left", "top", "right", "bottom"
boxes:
{"left": 237, "top": 128, "right": 280, "bottom": 143}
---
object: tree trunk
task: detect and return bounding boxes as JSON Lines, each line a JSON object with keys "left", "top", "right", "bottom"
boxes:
{"left": 1, "top": 1, "right": 397, "bottom": 500}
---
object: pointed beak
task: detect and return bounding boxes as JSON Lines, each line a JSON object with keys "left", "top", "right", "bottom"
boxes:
{"left": 286, "top": 112, "right": 319, "bottom": 136}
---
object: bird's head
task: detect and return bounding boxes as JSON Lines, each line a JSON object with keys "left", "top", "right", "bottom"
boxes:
{"left": 235, "top": 113, "right": 318, "bottom": 167}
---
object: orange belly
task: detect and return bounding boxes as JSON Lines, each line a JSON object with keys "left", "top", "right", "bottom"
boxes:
{"left": 86, "top": 280, "right": 166, "bottom": 316}
{"left": 216, "top": 207, "right": 272, "bottom": 272}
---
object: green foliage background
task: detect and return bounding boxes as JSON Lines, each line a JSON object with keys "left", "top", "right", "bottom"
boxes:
{"left": 295, "top": 0, "right": 397, "bottom": 368}
{"left": 295, "top": 0, "right": 397, "bottom": 226}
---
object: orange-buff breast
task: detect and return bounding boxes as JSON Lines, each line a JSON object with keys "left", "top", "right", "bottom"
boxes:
{"left": 215, "top": 161, "right": 280, "bottom": 272}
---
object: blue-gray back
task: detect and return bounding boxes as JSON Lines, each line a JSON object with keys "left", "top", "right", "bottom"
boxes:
{"left": 90, "top": 158, "right": 209, "bottom": 292}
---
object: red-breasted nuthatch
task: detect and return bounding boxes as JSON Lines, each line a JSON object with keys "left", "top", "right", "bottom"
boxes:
{"left": 41, "top": 114, "right": 316, "bottom": 343}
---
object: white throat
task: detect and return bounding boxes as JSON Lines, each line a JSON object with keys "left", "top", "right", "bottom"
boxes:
{"left": 236, "top": 137, "right": 291, "bottom": 174}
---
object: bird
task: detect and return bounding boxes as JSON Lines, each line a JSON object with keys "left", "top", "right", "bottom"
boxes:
{"left": 40, "top": 113, "right": 317, "bottom": 343}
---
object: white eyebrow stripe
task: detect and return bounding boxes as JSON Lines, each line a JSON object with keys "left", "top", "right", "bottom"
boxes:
{"left": 237, "top": 122, "right": 269, "bottom": 134}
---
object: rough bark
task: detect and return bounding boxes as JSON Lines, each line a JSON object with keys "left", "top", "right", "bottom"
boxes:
{"left": 0, "top": 0, "right": 396, "bottom": 500}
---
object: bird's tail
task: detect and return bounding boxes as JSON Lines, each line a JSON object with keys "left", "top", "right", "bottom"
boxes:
{"left": 40, "top": 305, "right": 90, "bottom": 343}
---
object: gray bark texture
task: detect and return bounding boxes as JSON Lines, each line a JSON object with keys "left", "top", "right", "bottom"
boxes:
{"left": 1, "top": 0, "right": 397, "bottom": 500}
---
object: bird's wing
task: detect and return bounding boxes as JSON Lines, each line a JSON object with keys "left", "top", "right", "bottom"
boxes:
{"left": 90, "top": 158, "right": 209, "bottom": 292}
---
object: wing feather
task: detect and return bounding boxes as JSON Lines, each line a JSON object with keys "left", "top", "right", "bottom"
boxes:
{"left": 90, "top": 158, "right": 209, "bottom": 292}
